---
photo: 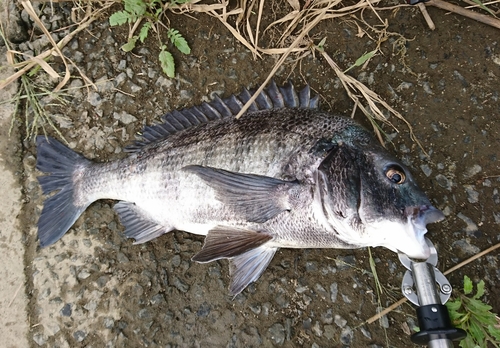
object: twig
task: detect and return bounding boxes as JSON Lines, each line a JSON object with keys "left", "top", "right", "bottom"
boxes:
{"left": 427, "top": 0, "right": 500, "bottom": 29}
{"left": 366, "top": 241, "right": 500, "bottom": 325}
{"left": 8, "top": 282, "right": 23, "bottom": 307}
{"left": 417, "top": 3, "right": 436, "bottom": 30}
{"left": 234, "top": 12, "right": 326, "bottom": 119}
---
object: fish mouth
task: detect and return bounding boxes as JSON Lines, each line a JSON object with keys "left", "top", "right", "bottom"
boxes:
{"left": 397, "top": 205, "right": 445, "bottom": 259}
{"left": 405, "top": 205, "right": 445, "bottom": 226}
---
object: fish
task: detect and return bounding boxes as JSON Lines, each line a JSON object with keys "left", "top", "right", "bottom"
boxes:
{"left": 36, "top": 81, "right": 444, "bottom": 295}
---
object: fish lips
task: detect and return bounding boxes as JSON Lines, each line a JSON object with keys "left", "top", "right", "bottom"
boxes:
{"left": 405, "top": 205, "right": 445, "bottom": 226}
{"left": 399, "top": 205, "right": 445, "bottom": 259}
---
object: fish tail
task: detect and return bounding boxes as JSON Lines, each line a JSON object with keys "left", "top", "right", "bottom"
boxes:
{"left": 36, "top": 136, "right": 91, "bottom": 247}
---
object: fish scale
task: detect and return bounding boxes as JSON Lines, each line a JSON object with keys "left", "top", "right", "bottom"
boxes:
{"left": 36, "top": 81, "right": 444, "bottom": 295}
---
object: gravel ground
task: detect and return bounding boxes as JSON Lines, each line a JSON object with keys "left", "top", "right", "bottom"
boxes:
{"left": 2, "top": 0, "right": 499, "bottom": 347}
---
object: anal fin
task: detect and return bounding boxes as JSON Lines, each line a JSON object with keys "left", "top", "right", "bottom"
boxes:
{"left": 229, "top": 245, "right": 278, "bottom": 296}
{"left": 114, "top": 201, "right": 170, "bottom": 244}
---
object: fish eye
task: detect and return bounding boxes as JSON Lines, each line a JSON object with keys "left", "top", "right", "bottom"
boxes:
{"left": 385, "top": 166, "right": 406, "bottom": 184}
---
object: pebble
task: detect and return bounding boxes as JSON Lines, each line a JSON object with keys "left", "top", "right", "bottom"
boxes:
{"left": 420, "top": 164, "right": 432, "bottom": 177}
{"left": 435, "top": 174, "right": 453, "bottom": 191}
{"left": 117, "top": 252, "right": 129, "bottom": 263}
{"left": 267, "top": 323, "right": 285, "bottom": 345}
{"left": 453, "top": 70, "right": 469, "bottom": 87}
{"left": 452, "top": 240, "right": 481, "bottom": 255}
{"left": 341, "top": 294, "right": 352, "bottom": 303}
{"left": 156, "top": 75, "right": 174, "bottom": 88}
{"left": 463, "top": 164, "right": 482, "bottom": 179}
{"left": 323, "top": 325, "right": 335, "bottom": 340}
{"left": 196, "top": 302, "right": 211, "bottom": 317}
{"left": 77, "top": 269, "right": 91, "bottom": 280}
{"left": 33, "top": 333, "right": 46, "bottom": 346}
{"left": 104, "top": 317, "right": 114, "bottom": 329}
{"left": 179, "top": 89, "right": 194, "bottom": 100}
{"left": 88, "top": 91, "right": 102, "bottom": 107}
{"left": 463, "top": 185, "right": 479, "bottom": 203}
{"left": 138, "top": 308, "right": 152, "bottom": 319}
{"left": 421, "top": 81, "right": 434, "bottom": 94}
{"left": 73, "top": 330, "right": 87, "bottom": 342}
{"left": 314, "top": 283, "right": 328, "bottom": 300}
{"left": 340, "top": 326, "right": 354, "bottom": 345}
{"left": 295, "top": 285, "right": 308, "bottom": 293}
{"left": 330, "top": 282, "right": 338, "bottom": 303}
{"left": 334, "top": 255, "right": 356, "bottom": 270}
{"left": 360, "top": 326, "right": 371, "bottom": 339}
{"left": 312, "top": 321, "right": 323, "bottom": 337}
{"left": 96, "top": 275, "right": 109, "bottom": 288}
{"left": 84, "top": 300, "right": 98, "bottom": 311}
{"left": 334, "top": 314, "right": 347, "bottom": 328}
{"left": 172, "top": 276, "right": 189, "bottom": 293}
{"left": 457, "top": 212, "right": 478, "bottom": 233}
{"left": 397, "top": 81, "right": 413, "bottom": 91}
{"left": 305, "top": 261, "right": 317, "bottom": 271}
{"left": 376, "top": 307, "right": 390, "bottom": 328}
{"left": 113, "top": 111, "right": 137, "bottom": 125}
{"left": 127, "top": 82, "right": 142, "bottom": 95}
{"left": 60, "top": 303, "right": 72, "bottom": 316}
{"left": 321, "top": 309, "right": 333, "bottom": 324}
{"left": 150, "top": 294, "right": 165, "bottom": 305}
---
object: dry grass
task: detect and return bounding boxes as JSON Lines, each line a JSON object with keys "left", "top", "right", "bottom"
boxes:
{"left": 1, "top": 0, "right": 499, "bottom": 141}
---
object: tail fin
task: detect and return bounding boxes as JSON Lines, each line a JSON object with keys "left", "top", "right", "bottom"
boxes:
{"left": 36, "top": 136, "right": 91, "bottom": 247}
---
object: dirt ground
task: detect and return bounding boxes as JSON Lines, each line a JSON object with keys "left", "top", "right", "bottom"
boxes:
{"left": 7, "top": 1, "right": 500, "bottom": 347}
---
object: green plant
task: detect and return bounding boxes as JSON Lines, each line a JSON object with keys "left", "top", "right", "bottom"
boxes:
{"left": 109, "top": 0, "right": 191, "bottom": 78}
{"left": 446, "top": 275, "right": 500, "bottom": 348}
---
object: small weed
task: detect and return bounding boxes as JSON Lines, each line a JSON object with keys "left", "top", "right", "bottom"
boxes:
{"left": 109, "top": 0, "right": 191, "bottom": 78}
{"left": 446, "top": 275, "right": 500, "bottom": 348}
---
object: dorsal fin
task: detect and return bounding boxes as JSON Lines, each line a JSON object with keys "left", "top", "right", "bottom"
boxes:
{"left": 125, "top": 81, "right": 320, "bottom": 152}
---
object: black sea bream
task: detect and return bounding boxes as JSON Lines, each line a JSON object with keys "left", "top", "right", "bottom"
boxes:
{"left": 36, "top": 81, "right": 444, "bottom": 295}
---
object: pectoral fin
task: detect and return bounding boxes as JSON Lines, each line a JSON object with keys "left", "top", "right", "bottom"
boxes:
{"left": 183, "top": 165, "right": 299, "bottom": 223}
{"left": 192, "top": 226, "right": 272, "bottom": 262}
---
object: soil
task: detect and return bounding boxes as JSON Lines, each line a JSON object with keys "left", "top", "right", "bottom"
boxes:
{"left": 10, "top": 1, "right": 500, "bottom": 347}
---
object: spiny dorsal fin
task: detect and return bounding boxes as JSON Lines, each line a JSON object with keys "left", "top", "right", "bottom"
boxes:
{"left": 125, "top": 81, "right": 320, "bottom": 152}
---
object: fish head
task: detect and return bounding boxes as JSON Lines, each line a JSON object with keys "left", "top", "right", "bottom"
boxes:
{"left": 316, "top": 136, "right": 444, "bottom": 259}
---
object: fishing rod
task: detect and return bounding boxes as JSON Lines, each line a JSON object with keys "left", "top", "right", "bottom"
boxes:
{"left": 398, "top": 239, "right": 467, "bottom": 347}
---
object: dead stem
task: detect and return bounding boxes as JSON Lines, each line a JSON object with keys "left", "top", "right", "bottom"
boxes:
{"left": 365, "top": 242, "right": 500, "bottom": 325}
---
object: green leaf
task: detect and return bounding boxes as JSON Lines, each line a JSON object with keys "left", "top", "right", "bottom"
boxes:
{"left": 464, "top": 275, "right": 473, "bottom": 295}
{"left": 139, "top": 22, "right": 151, "bottom": 43}
{"left": 446, "top": 299, "right": 463, "bottom": 312}
{"left": 167, "top": 29, "right": 191, "bottom": 55}
{"left": 469, "top": 319, "right": 486, "bottom": 344}
{"left": 121, "top": 36, "right": 138, "bottom": 52}
{"left": 344, "top": 49, "right": 377, "bottom": 73}
{"left": 488, "top": 324, "right": 500, "bottom": 341}
{"left": 159, "top": 47, "right": 175, "bottom": 78}
{"left": 109, "top": 11, "right": 131, "bottom": 26}
{"left": 468, "top": 298, "right": 493, "bottom": 314}
{"left": 474, "top": 280, "right": 485, "bottom": 299}
{"left": 316, "top": 37, "right": 327, "bottom": 52}
{"left": 124, "top": 0, "right": 147, "bottom": 16}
